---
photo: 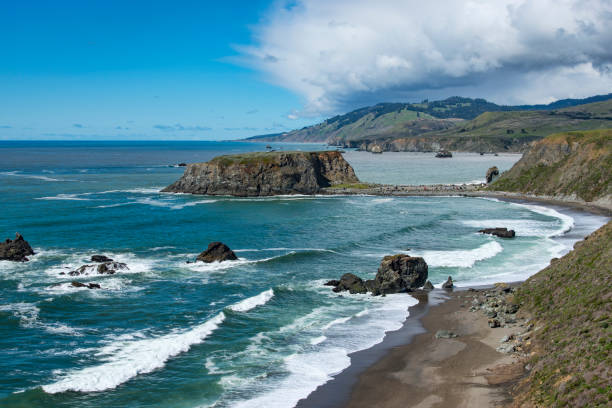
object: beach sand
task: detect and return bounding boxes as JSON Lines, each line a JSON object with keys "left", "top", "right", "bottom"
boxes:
{"left": 343, "top": 290, "right": 525, "bottom": 408}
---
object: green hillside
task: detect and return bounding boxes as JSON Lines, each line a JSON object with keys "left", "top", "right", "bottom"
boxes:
{"left": 490, "top": 129, "right": 612, "bottom": 204}
{"left": 513, "top": 220, "right": 612, "bottom": 407}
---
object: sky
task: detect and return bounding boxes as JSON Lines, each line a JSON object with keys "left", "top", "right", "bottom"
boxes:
{"left": 1, "top": 0, "right": 611, "bottom": 140}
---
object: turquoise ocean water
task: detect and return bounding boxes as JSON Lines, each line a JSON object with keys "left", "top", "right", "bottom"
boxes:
{"left": 0, "top": 141, "right": 607, "bottom": 407}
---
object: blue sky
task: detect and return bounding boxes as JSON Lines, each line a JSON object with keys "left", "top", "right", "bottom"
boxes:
{"left": 2, "top": 0, "right": 611, "bottom": 140}
{"left": 0, "top": 0, "right": 315, "bottom": 140}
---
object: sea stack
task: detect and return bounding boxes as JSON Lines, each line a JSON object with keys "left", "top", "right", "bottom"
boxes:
{"left": 197, "top": 242, "right": 238, "bottom": 263}
{"left": 162, "top": 151, "right": 359, "bottom": 196}
{"left": 0, "top": 233, "right": 35, "bottom": 262}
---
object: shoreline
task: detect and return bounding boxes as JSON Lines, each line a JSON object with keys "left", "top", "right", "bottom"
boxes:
{"left": 296, "top": 196, "right": 609, "bottom": 408}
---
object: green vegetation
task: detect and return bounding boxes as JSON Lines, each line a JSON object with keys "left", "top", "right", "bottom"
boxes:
{"left": 209, "top": 151, "right": 322, "bottom": 166}
{"left": 327, "top": 182, "right": 376, "bottom": 189}
{"left": 247, "top": 96, "right": 612, "bottom": 152}
{"left": 490, "top": 129, "right": 612, "bottom": 202}
{"left": 513, "top": 221, "right": 612, "bottom": 407}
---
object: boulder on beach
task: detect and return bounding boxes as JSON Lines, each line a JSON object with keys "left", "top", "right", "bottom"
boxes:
{"left": 0, "top": 233, "right": 35, "bottom": 262}
{"left": 479, "top": 227, "right": 516, "bottom": 238}
{"left": 91, "top": 255, "right": 113, "bottom": 263}
{"left": 486, "top": 166, "right": 500, "bottom": 183}
{"left": 423, "top": 280, "right": 434, "bottom": 291}
{"left": 332, "top": 273, "right": 367, "bottom": 294}
{"left": 442, "top": 276, "right": 454, "bottom": 289}
{"left": 197, "top": 242, "right": 238, "bottom": 263}
{"left": 435, "top": 150, "right": 452, "bottom": 158}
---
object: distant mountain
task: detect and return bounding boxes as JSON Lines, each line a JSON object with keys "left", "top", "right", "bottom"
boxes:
{"left": 246, "top": 93, "right": 612, "bottom": 152}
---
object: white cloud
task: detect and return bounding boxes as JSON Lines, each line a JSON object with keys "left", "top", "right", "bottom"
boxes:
{"left": 243, "top": 0, "right": 612, "bottom": 115}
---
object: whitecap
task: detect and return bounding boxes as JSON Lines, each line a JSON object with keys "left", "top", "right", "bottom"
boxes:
{"left": 227, "top": 289, "right": 274, "bottom": 313}
{"left": 0, "top": 171, "right": 67, "bottom": 182}
{"left": 0, "top": 302, "right": 81, "bottom": 336}
{"left": 411, "top": 241, "right": 503, "bottom": 268}
{"left": 42, "top": 312, "right": 226, "bottom": 393}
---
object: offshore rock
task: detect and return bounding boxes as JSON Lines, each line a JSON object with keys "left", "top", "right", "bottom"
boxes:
{"left": 162, "top": 151, "right": 359, "bottom": 196}
{"left": 372, "top": 255, "right": 429, "bottom": 295}
{"left": 0, "top": 233, "right": 35, "bottom": 262}
{"left": 423, "top": 280, "right": 435, "bottom": 291}
{"left": 91, "top": 255, "right": 113, "bottom": 263}
{"left": 69, "top": 262, "right": 129, "bottom": 276}
{"left": 486, "top": 166, "right": 500, "bottom": 183}
{"left": 370, "top": 145, "right": 383, "bottom": 154}
{"left": 435, "top": 150, "right": 453, "bottom": 158}
{"left": 332, "top": 273, "right": 367, "bottom": 294}
{"left": 479, "top": 227, "right": 516, "bottom": 238}
{"left": 197, "top": 242, "right": 238, "bottom": 263}
{"left": 70, "top": 281, "right": 101, "bottom": 289}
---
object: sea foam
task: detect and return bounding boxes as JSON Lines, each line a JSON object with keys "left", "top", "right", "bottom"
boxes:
{"left": 412, "top": 241, "right": 503, "bottom": 268}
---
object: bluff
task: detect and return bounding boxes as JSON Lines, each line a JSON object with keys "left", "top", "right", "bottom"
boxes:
{"left": 162, "top": 151, "right": 359, "bottom": 196}
{"left": 489, "top": 129, "right": 612, "bottom": 210}
{"left": 511, "top": 220, "right": 612, "bottom": 407}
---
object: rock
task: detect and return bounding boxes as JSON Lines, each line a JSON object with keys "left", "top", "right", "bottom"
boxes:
{"left": 423, "top": 280, "right": 434, "bottom": 291}
{"left": 435, "top": 150, "right": 452, "bottom": 158}
{"left": 196, "top": 242, "right": 238, "bottom": 263}
{"left": 91, "top": 255, "right": 113, "bottom": 263}
{"left": 324, "top": 280, "right": 340, "bottom": 286}
{"left": 370, "top": 145, "right": 383, "bottom": 154}
{"left": 70, "top": 261, "right": 129, "bottom": 276}
{"left": 486, "top": 166, "right": 500, "bottom": 183}
{"left": 496, "top": 343, "right": 515, "bottom": 353}
{"left": 332, "top": 273, "right": 367, "bottom": 294}
{"left": 0, "top": 233, "right": 35, "bottom": 262}
{"left": 435, "top": 330, "right": 458, "bottom": 339}
{"left": 371, "top": 255, "right": 428, "bottom": 294}
{"left": 70, "top": 281, "right": 101, "bottom": 289}
{"left": 488, "top": 318, "right": 501, "bottom": 328}
{"left": 479, "top": 227, "right": 516, "bottom": 238}
{"left": 442, "top": 276, "right": 454, "bottom": 289}
{"left": 178, "top": 163, "right": 187, "bottom": 167}
{"left": 162, "top": 151, "right": 359, "bottom": 196}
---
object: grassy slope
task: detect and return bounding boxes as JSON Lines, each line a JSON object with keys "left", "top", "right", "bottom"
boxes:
{"left": 513, "top": 220, "right": 612, "bottom": 407}
{"left": 489, "top": 129, "right": 612, "bottom": 202}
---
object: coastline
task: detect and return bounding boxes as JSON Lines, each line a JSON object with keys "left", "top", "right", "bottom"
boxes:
{"left": 296, "top": 196, "right": 610, "bottom": 408}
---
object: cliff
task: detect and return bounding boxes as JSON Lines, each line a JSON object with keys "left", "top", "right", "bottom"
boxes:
{"left": 511, "top": 220, "right": 612, "bottom": 407}
{"left": 489, "top": 129, "right": 612, "bottom": 209}
{"left": 162, "top": 151, "right": 359, "bottom": 196}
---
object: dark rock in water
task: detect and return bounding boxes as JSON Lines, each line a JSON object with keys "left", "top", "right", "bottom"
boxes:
{"left": 162, "top": 151, "right": 359, "bottom": 196}
{"left": 332, "top": 273, "right": 367, "bottom": 294}
{"left": 70, "top": 261, "right": 129, "bottom": 276}
{"left": 197, "top": 242, "right": 238, "bottom": 263}
{"left": 372, "top": 255, "right": 428, "bottom": 294}
{"left": 486, "top": 166, "right": 500, "bottom": 183}
{"left": 324, "top": 280, "right": 340, "bottom": 287}
{"left": 70, "top": 281, "right": 101, "bottom": 289}
{"left": 178, "top": 163, "right": 187, "bottom": 167}
{"left": 442, "top": 276, "right": 454, "bottom": 289}
{"left": 91, "top": 255, "right": 113, "bottom": 263}
{"left": 0, "top": 233, "right": 35, "bottom": 262}
{"left": 479, "top": 228, "right": 516, "bottom": 238}
{"left": 423, "top": 280, "right": 434, "bottom": 291}
{"left": 435, "top": 150, "right": 452, "bottom": 158}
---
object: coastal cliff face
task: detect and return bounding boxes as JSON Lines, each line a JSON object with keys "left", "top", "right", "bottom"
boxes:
{"left": 162, "top": 151, "right": 359, "bottom": 196}
{"left": 490, "top": 129, "right": 612, "bottom": 208}
{"left": 512, "top": 220, "right": 612, "bottom": 407}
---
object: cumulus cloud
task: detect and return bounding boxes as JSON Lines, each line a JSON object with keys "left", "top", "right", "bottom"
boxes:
{"left": 242, "top": 0, "right": 612, "bottom": 115}
{"left": 153, "top": 124, "right": 212, "bottom": 131}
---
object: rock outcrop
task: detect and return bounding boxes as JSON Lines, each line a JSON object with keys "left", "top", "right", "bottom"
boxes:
{"left": 197, "top": 242, "right": 238, "bottom": 263}
{"left": 66, "top": 262, "right": 129, "bottom": 276}
{"left": 91, "top": 255, "right": 113, "bottom": 263}
{"left": 370, "top": 145, "right": 383, "bottom": 154}
{"left": 435, "top": 150, "right": 453, "bottom": 158}
{"left": 489, "top": 129, "right": 612, "bottom": 209}
{"left": 479, "top": 227, "right": 516, "bottom": 238}
{"left": 486, "top": 166, "right": 499, "bottom": 183}
{"left": 442, "top": 276, "right": 454, "bottom": 289}
{"left": 330, "top": 255, "right": 428, "bottom": 295}
{"left": 423, "top": 280, "right": 434, "bottom": 291}
{"left": 162, "top": 151, "right": 359, "bottom": 196}
{"left": 0, "top": 233, "right": 35, "bottom": 262}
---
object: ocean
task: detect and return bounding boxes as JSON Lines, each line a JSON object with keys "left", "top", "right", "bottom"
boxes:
{"left": 0, "top": 141, "right": 608, "bottom": 408}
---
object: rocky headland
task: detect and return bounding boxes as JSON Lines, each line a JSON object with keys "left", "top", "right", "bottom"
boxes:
{"left": 162, "top": 151, "right": 359, "bottom": 196}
